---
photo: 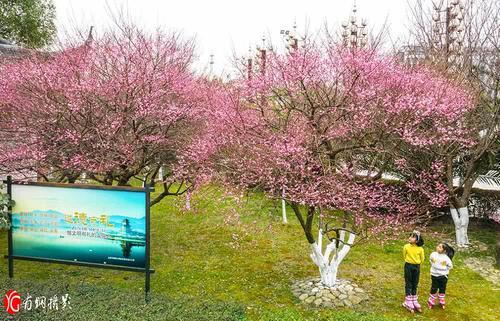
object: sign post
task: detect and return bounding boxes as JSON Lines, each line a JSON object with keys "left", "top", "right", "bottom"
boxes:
{"left": 7, "top": 175, "right": 13, "bottom": 278}
{"left": 145, "top": 183, "right": 151, "bottom": 303}
{"left": 4, "top": 179, "right": 154, "bottom": 301}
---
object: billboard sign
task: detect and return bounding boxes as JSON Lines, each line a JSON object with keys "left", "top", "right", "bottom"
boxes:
{"left": 9, "top": 183, "right": 149, "bottom": 270}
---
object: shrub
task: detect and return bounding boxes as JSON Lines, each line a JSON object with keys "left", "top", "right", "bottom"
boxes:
{"left": 0, "top": 182, "right": 14, "bottom": 230}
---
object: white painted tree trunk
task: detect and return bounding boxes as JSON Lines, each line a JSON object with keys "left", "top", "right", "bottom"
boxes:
{"left": 309, "top": 228, "right": 355, "bottom": 287}
{"left": 185, "top": 190, "right": 191, "bottom": 211}
{"left": 157, "top": 165, "right": 164, "bottom": 182}
{"left": 450, "top": 206, "right": 470, "bottom": 247}
{"left": 281, "top": 188, "right": 287, "bottom": 224}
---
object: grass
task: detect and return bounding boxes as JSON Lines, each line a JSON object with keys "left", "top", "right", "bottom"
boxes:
{"left": 0, "top": 278, "right": 246, "bottom": 321}
{"left": 0, "top": 184, "right": 498, "bottom": 320}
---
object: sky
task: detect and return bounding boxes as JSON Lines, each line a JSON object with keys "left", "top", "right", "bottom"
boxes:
{"left": 52, "top": 0, "right": 414, "bottom": 75}
{"left": 12, "top": 184, "right": 146, "bottom": 218}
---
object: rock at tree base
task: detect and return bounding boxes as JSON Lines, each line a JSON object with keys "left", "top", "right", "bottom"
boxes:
{"left": 291, "top": 277, "right": 368, "bottom": 308}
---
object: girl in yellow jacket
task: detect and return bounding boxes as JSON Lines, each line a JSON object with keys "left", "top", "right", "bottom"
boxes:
{"left": 402, "top": 230, "right": 424, "bottom": 313}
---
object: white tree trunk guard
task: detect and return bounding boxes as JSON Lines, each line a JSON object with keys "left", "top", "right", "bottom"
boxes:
{"left": 310, "top": 228, "right": 355, "bottom": 287}
{"left": 450, "top": 206, "right": 470, "bottom": 247}
{"left": 157, "top": 165, "right": 164, "bottom": 182}
{"left": 186, "top": 190, "right": 191, "bottom": 210}
{"left": 281, "top": 188, "right": 287, "bottom": 224}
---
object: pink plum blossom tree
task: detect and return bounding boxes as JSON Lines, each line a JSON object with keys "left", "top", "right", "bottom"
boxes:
{"left": 206, "top": 40, "right": 473, "bottom": 286}
{"left": 406, "top": 0, "right": 500, "bottom": 247}
{"left": 0, "top": 25, "right": 207, "bottom": 206}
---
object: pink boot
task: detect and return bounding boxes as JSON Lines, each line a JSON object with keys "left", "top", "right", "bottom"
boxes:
{"left": 427, "top": 293, "right": 436, "bottom": 309}
{"left": 413, "top": 295, "right": 422, "bottom": 313}
{"left": 438, "top": 293, "right": 446, "bottom": 309}
{"left": 402, "top": 295, "right": 415, "bottom": 313}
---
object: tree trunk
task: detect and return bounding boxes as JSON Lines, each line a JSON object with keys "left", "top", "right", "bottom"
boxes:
{"left": 89, "top": 173, "right": 114, "bottom": 185}
{"left": 185, "top": 190, "right": 191, "bottom": 211}
{"left": 290, "top": 203, "right": 315, "bottom": 244}
{"left": 117, "top": 175, "right": 132, "bottom": 186}
{"left": 310, "top": 228, "right": 355, "bottom": 287}
{"left": 157, "top": 165, "right": 164, "bottom": 182}
{"left": 450, "top": 206, "right": 470, "bottom": 247}
{"left": 281, "top": 187, "right": 287, "bottom": 224}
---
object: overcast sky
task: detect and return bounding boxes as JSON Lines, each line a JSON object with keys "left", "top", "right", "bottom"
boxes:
{"left": 53, "top": 0, "right": 415, "bottom": 75}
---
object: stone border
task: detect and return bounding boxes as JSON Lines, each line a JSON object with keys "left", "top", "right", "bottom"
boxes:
{"left": 464, "top": 257, "right": 500, "bottom": 286}
{"left": 443, "top": 239, "right": 489, "bottom": 252}
{"left": 292, "top": 277, "right": 368, "bottom": 308}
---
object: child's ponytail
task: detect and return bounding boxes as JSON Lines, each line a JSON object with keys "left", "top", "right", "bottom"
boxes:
{"left": 443, "top": 243, "right": 455, "bottom": 260}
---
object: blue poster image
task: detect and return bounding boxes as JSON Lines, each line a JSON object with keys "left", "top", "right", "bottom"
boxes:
{"left": 11, "top": 184, "right": 147, "bottom": 268}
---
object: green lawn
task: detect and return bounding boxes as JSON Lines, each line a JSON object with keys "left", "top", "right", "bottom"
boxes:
{"left": 1, "top": 185, "right": 498, "bottom": 321}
